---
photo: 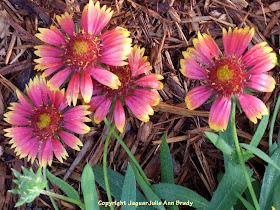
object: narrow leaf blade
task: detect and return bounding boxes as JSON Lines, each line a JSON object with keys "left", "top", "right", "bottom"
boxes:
{"left": 46, "top": 169, "right": 80, "bottom": 201}
{"left": 121, "top": 164, "right": 136, "bottom": 210}
{"left": 250, "top": 109, "right": 269, "bottom": 147}
{"left": 81, "top": 164, "right": 99, "bottom": 210}
{"left": 160, "top": 132, "right": 174, "bottom": 184}
{"left": 205, "top": 132, "right": 234, "bottom": 155}
{"left": 151, "top": 183, "right": 209, "bottom": 209}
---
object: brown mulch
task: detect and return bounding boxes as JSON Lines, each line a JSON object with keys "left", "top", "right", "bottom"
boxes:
{"left": 0, "top": 0, "right": 280, "bottom": 209}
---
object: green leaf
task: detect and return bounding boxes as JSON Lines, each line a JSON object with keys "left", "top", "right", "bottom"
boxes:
{"left": 160, "top": 134, "right": 179, "bottom": 210}
{"left": 93, "top": 164, "right": 152, "bottom": 210}
{"left": 272, "top": 177, "right": 280, "bottom": 209}
{"left": 207, "top": 163, "right": 252, "bottom": 210}
{"left": 46, "top": 169, "right": 80, "bottom": 201}
{"left": 121, "top": 164, "right": 136, "bottom": 210}
{"left": 240, "top": 143, "right": 280, "bottom": 172}
{"left": 151, "top": 183, "right": 209, "bottom": 209}
{"left": 130, "top": 161, "right": 165, "bottom": 210}
{"left": 160, "top": 133, "right": 174, "bottom": 184}
{"left": 81, "top": 164, "right": 99, "bottom": 210}
{"left": 259, "top": 147, "right": 280, "bottom": 209}
{"left": 205, "top": 132, "right": 234, "bottom": 155}
{"left": 235, "top": 193, "right": 254, "bottom": 210}
{"left": 250, "top": 108, "right": 269, "bottom": 147}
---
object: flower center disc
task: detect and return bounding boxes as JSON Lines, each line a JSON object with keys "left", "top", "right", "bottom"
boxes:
{"left": 102, "top": 66, "right": 132, "bottom": 97}
{"left": 31, "top": 106, "right": 63, "bottom": 139}
{"left": 64, "top": 33, "right": 102, "bottom": 70}
{"left": 207, "top": 56, "right": 247, "bottom": 95}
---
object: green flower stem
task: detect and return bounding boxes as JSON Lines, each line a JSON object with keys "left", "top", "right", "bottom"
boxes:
{"left": 269, "top": 93, "right": 280, "bottom": 155}
{"left": 103, "top": 123, "right": 116, "bottom": 210}
{"left": 231, "top": 102, "right": 260, "bottom": 210}
{"left": 41, "top": 190, "right": 85, "bottom": 209}
{"left": 43, "top": 167, "right": 59, "bottom": 210}
{"left": 104, "top": 118, "right": 151, "bottom": 186}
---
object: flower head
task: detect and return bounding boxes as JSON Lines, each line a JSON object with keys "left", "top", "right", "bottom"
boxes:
{"left": 88, "top": 45, "right": 163, "bottom": 133}
{"left": 4, "top": 76, "right": 91, "bottom": 167}
{"left": 9, "top": 167, "right": 46, "bottom": 207}
{"left": 180, "top": 27, "right": 276, "bottom": 131}
{"left": 34, "top": 0, "right": 132, "bottom": 105}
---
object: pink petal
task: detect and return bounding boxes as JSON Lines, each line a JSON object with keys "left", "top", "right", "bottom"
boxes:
{"left": 242, "top": 42, "right": 273, "bottom": 66}
{"left": 99, "top": 27, "right": 132, "bottom": 66}
{"left": 128, "top": 46, "right": 152, "bottom": 77}
{"left": 89, "top": 95, "right": 106, "bottom": 111}
{"left": 185, "top": 85, "right": 212, "bottom": 110}
{"left": 248, "top": 54, "right": 277, "bottom": 75}
{"left": 56, "top": 12, "right": 75, "bottom": 37}
{"left": 238, "top": 93, "right": 268, "bottom": 124}
{"left": 18, "top": 138, "right": 40, "bottom": 158}
{"left": 209, "top": 96, "right": 231, "bottom": 131}
{"left": 47, "top": 88, "right": 68, "bottom": 111}
{"left": 89, "top": 66, "right": 121, "bottom": 89}
{"left": 34, "top": 57, "right": 64, "bottom": 71}
{"left": 134, "top": 74, "right": 164, "bottom": 90}
{"left": 16, "top": 90, "right": 34, "bottom": 111}
{"left": 81, "top": 0, "right": 113, "bottom": 35}
{"left": 8, "top": 103, "right": 33, "bottom": 116}
{"left": 4, "top": 112, "right": 29, "bottom": 126}
{"left": 124, "top": 95, "right": 153, "bottom": 122}
{"left": 80, "top": 71, "right": 93, "bottom": 103}
{"left": 49, "top": 67, "right": 72, "bottom": 88}
{"left": 36, "top": 26, "right": 65, "bottom": 46}
{"left": 52, "top": 137, "right": 68, "bottom": 162}
{"left": 63, "top": 105, "right": 91, "bottom": 120}
{"left": 247, "top": 74, "right": 275, "bottom": 92}
{"left": 66, "top": 71, "right": 80, "bottom": 106}
{"left": 180, "top": 51, "right": 207, "bottom": 79}
{"left": 131, "top": 88, "right": 160, "bottom": 106}
{"left": 57, "top": 130, "right": 83, "bottom": 150}
{"left": 34, "top": 45, "right": 63, "bottom": 57}
{"left": 114, "top": 99, "right": 125, "bottom": 133}
{"left": 38, "top": 139, "right": 53, "bottom": 167}
{"left": 223, "top": 27, "right": 254, "bottom": 57}
{"left": 4, "top": 127, "right": 33, "bottom": 139}
{"left": 94, "top": 97, "right": 112, "bottom": 124}
{"left": 42, "top": 65, "right": 63, "bottom": 77}
{"left": 63, "top": 120, "right": 90, "bottom": 134}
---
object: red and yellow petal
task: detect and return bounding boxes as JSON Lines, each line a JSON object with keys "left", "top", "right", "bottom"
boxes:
{"left": 82, "top": 0, "right": 113, "bottom": 35}
{"left": 36, "top": 26, "right": 65, "bottom": 46}
{"left": 134, "top": 74, "right": 164, "bottom": 90}
{"left": 4, "top": 112, "right": 29, "bottom": 126}
{"left": 223, "top": 27, "right": 254, "bottom": 57}
{"left": 80, "top": 71, "right": 93, "bottom": 103}
{"left": 89, "top": 66, "right": 121, "bottom": 89}
{"left": 88, "top": 95, "right": 106, "bottom": 111}
{"left": 114, "top": 99, "right": 126, "bottom": 133}
{"left": 58, "top": 130, "right": 83, "bottom": 151}
{"left": 66, "top": 71, "right": 80, "bottom": 106}
{"left": 238, "top": 93, "right": 268, "bottom": 124}
{"left": 180, "top": 51, "right": 207, "bottom": 79}
{"left": 64, "top": 119, "right": 90, "bottom": 134}
{"left": 125, "top": 95, "right": 152, "bottom": 122}
{"left": 209, "top": 96, "right": 231, "bottom": 131}
{"left": 56, "top": 12, "right": 75, "bottom": 37}
{"left": 185, "top": 85, "right": 212, "bottom": 110}
{"left": 49, "top": 67, "right": 72, "bottom": 88}
{"left": 247, "top": 74, "right": 275, "bottom": 92}
{"left": 131, "top": 88, "right": 160, "bottom": 106}
{"left": 94, "top": 97, "right": 112, "bottom": 124}
{"left": 52, "top": 137, "right": 68, "bottom": 163}
{"left": 38, "top": 138, "right": 53, "bottom": 167}
{"left": 248, "top": 52, "right": 277, "bottom": 75}
{"left": 34, "top": 45, "right": 63, "bottom": 57}
{"left": 129, "top": 45, "right": 152, "bottom": 77}
{"left": 99, "top": 27, "right": 132, "bottom": 66}
{"left": 34, "top": 57, "right": 64, "bottom": 71}
{"left": 192, "top": 31, "right": 219, "bottom": 65}
{"left": 242, "top": 42, "right": 273, "bottom": 66}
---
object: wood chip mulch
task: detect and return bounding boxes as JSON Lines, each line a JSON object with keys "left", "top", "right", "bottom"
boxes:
{"left": 0, "top": 0, "right": 280, "bottom": 209}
